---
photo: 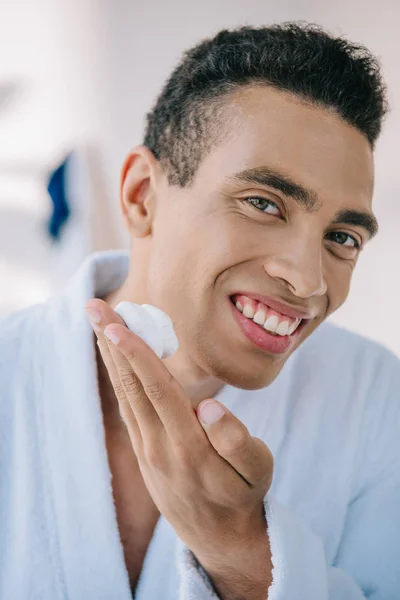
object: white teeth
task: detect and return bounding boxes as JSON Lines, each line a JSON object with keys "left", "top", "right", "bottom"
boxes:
{"left": 236, "top": 301, "right": 243, "bottom": 313}
{"left": 253, "top": 309, "right": 266, "bottom": 325}
{"left": 275, "top": 320, "right": 290, "bottom": 336}
{"left": 288, "top": 319, "right": 300, "bottom": 335}
{"left": 243, "top": 304, "right": 255, "bottom": 319}
{"left": 263, "top": 315, "right": 279, "bottom": 333}
{"left": 238, "top": 299, "right": 303, "bottom": 337}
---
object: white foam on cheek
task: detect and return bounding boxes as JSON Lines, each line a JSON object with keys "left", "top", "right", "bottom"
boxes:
{"left": 114, "top": 302, "right": 163, "bottom": 358}
{"left": 142, "top": 304, "right": 179, "bottom": 358}
{"left": 114, "top": 302, "right": 179, "bottom": 359}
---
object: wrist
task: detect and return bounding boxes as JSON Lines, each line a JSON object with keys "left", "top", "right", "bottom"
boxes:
{"left": 195, "top": 515, "right": 272, "bottom": 600}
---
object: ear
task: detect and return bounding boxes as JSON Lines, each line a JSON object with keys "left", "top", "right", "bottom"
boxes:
{"left": 119, "top": 146, "right": 161, "bottom": 238}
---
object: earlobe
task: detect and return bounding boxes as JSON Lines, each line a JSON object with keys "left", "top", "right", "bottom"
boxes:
{"left": 120, "top": 146, "right": 157, "bottom": 238}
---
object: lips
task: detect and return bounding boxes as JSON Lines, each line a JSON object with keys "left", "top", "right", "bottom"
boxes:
{"left": 229, "top": 302, "right": 302, "bottom": 355}
{"left": 231, "top": 292, "right": 315, "bottom": 320}
{"left": 228, "top": 292, "right": 313, "bottom": 355}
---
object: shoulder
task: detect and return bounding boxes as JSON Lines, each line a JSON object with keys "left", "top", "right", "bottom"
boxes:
{"left": 0, "top": 303, "right": 48, "bottom": 357}
{"left": 0, "top": 302, "right": 52, "bottom": 400}
{"left": 297, "top": 321, "right": 400, "bottom": 452}
{"left": 288, "top": 322, "right": 400, "bottom": 494}
{"left": 288, "top": 321, "right": 400, "bottom": 436}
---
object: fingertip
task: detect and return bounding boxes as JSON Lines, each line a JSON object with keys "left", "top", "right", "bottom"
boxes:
{"left": 198, "top": 399, "right": 226, "bottom": 425}
{"left": 85, "top": 298, "right": 103, "bottom": 310}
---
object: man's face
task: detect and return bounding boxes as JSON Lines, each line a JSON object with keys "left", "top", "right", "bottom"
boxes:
{"left": 142, "top": 86, "right": 375, "bottom": 389}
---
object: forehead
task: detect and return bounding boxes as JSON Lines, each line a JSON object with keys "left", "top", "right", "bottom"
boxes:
{"left": 200, "top": 85, "right": 375, "bottom": 210}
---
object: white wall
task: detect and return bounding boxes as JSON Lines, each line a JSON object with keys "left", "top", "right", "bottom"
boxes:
{"left": 1, "top": 0, "right": 399, "bottom": 357}
{"left": 0, "top": 0, "right": 118, "bottom": 312}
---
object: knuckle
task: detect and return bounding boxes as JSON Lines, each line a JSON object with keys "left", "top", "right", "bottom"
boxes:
{"left": 218, "top": 425, "right": 249, "bottom": 456}
{"left": 252, "top": 437, "right": 275, "bottom": 486}
{"left": 120, "top": 370, "right": 142, "bottom": 396}
{"left": 145, "top": 381, "right": 167, "bottom": 402}
{"left": 255, "top": 437, "right": 274, "bottom": 467}
{"left": 123, "top": 379, "right": 142, "bottom": 398}
{"left": 113, "top": 379, "right": 126, "bottom": 399}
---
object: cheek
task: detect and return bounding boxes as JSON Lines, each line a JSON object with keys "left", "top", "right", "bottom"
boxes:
{"left": 324, "top": 260, "right": 355, "bottom": 315}
{"left": 163, "top": 212, "right": 254, "bottom": 281}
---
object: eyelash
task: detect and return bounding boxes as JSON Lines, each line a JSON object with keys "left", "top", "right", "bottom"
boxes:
{"left": 244, "top": 196, "right": 361, "bottom": 251}
{"left": 245, "top": 196, "right": 283, "bottom": 217}
{"left": 325, "top": 231, "right": 360, "bottom": 250}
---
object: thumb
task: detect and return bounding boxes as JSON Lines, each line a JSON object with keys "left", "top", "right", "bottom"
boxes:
{"left": 197, "top": 399, "right": 227, "bottom": 427}
{"left": 197, "top": 400, "right": 273, "bottom": 490}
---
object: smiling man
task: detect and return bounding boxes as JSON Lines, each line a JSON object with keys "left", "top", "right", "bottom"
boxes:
{"left": 1, "top": 22, "right": 399, "bottom": 600}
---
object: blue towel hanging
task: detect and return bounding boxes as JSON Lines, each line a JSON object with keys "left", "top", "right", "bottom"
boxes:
{"left": 46, "top": 153, "right": 72, "bottom": 241}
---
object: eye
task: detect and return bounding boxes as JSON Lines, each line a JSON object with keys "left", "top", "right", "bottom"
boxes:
{"left": 326, "top": 231, "right": 360, "bottom": 249}
{"left": 325, "top": 231, "right": 362, "bottom": 258}
{"left": 245, "top": 196, "right": 282, "bottom": 217}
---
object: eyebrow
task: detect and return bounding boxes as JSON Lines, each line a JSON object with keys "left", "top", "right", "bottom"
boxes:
{"left": 230, "top": 166, "right": 379, "bottom": 239}
{"left": 331, "top": 210, "right": 378, "bottom": 239}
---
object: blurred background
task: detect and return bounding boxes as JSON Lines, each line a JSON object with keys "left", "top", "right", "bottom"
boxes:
{"left": 1, "top": 0, "right": 399, "bottom": 356}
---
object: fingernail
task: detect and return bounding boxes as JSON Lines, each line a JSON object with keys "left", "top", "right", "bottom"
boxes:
{"left": 104, "top": 327, "right": 120, "bottom": 345}
{"left": 198, "top": 400, "right": 226, "bottom": 425}
{"left": 85, "top": 308, "right": 101, "bottom": 331}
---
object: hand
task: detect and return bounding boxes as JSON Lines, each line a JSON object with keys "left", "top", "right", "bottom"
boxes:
{"left": 85, "top": 299, "right": 274, "bottom": 599}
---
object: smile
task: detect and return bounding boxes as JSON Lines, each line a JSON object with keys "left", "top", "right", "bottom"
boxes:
{"left": 232, "top": 294, "right": 305, "bottom": 336}
{"left": 233, "top": 294, "right": 302, "bottom": 337}
{"left": 229, "top": 294, "right": 311, "bottom": 355}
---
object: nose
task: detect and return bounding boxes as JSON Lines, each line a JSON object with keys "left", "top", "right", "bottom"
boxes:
{"left": 263, "top": 239, "right": 327, "bottom": 299}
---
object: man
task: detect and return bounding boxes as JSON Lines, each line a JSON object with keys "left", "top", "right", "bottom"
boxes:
{"left": 1, "top": 21, "right": 399, "bottom": 600}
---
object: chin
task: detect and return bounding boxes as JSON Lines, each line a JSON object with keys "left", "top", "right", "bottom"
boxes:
{"left": 202, "top": 351, "right": 286, "bottom": 391}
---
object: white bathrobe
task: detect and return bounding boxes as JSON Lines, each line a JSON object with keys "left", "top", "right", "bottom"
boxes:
{"left": 1, "top": 250, "right": 399, "bottom": 600}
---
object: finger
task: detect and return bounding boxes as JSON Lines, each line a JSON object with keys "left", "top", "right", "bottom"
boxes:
{"left": 96, "top": 339, "right": 143, "bottom": 444}
{"left": 85, "top": 298, "right": 131, "bottom": 412}
{"left": 102, "top": 322, "right": 200, "bottom": 438}
{"left": 86, "top": 299, "right": 163, "bottom": 434}
{"left": 85, "top": 299, "right": 150, "bottom": 442}
{"left": 85, "top": 297, "right": 127, "bottom": 347}
{"left": 197, "top": 400, "right": 274, "bottom": 490}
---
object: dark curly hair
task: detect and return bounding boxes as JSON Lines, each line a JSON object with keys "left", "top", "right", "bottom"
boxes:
{"left": 143, "top": 21, "right": 389, "bottom": 187}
